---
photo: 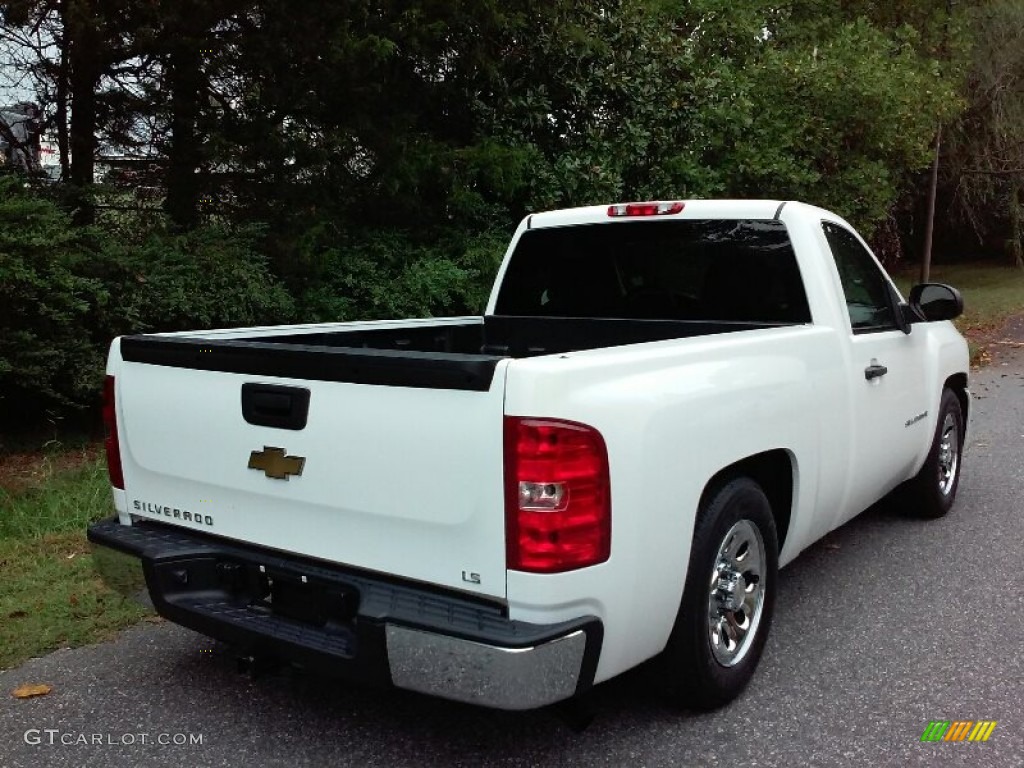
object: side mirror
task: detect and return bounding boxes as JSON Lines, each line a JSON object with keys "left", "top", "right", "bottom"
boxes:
{"left": 908, "top": 283, "right": 964, "bottom": 322}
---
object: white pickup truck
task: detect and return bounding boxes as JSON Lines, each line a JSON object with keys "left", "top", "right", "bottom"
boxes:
{"left": 90, "top": 200, "right": 969, "bottom": 712}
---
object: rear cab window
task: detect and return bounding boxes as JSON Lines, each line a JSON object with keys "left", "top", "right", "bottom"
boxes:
{"left": 495, "top": 220, "right": 812, "bottom": 324}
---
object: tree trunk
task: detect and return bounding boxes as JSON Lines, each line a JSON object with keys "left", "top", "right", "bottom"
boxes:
{"left": 66, "top": 0, "right": 101, "bottom": 222}
{"left": 1011, "top": 181, "right": 1023, "bottom": 270}
{"left": 164, "top": 23, "right": 203, "bottom": 229}
{"left": 56, "top": 28, "right": 71, "bottom": 182}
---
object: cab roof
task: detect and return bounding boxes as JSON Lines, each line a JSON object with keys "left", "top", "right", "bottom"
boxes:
{"left": 528, "top": 200, "right": 788, "bottom": 229}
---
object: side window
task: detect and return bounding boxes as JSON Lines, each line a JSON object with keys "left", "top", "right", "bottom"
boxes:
{"left": 822, "top": 222, "right": 896, "bottom": 332}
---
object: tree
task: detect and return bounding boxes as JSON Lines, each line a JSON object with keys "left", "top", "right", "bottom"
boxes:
{"left": 473, "top": 0, "right": 962, "bottom": 242}
{"left": 942, "top": 0, "right": 1024, "bottom": 267}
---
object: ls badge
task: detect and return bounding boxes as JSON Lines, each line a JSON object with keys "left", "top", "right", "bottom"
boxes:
{"left": 248, "top": 446, "right": 306, "bottom": 480}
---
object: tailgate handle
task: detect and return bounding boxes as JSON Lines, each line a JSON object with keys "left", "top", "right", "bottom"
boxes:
{"left": 864, "top": 363, "right": 888, "bottom": 381}
{"left": 241, "top": 384, "right": 310, "bottom": 430}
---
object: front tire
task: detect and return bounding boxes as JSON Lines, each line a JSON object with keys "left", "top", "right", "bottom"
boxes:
{"left": 904, "top": 388, "right": 964, "bottom": 519}
{"left": 661, "top": 477, "right": 779, "bottom": 710}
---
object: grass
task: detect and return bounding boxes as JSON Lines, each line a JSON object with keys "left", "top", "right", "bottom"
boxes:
{"left": 895, "top": 262, "right": 1024, "bottom": 332}
{"left": 0, "top": 451, "right": 151, "bottom": 671}
{"left": 0, "top": 449, "right": 111, "bottom": 538}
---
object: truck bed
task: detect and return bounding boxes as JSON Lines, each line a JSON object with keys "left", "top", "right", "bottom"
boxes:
{"left": 120, "top": 316, "right": 793, "bottom": 391}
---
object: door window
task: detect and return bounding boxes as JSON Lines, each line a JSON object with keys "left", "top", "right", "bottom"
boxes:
{"left": 822, "top": 222, "right": 896, "bottom": 332}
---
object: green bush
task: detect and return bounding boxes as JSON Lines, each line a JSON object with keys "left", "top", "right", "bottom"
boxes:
{"left": 0, "top": 179, "right": 295, "bottom": 420}
{"left": 0, "top": 176, "right": 109, "bottom": 409}
{"left": 100, "top": 223, "right": 295, "bottom": 336}
{"left": 295, "top": 225, "right": 506, "bottom": 322}
{"left": 1, "top": 175, "right": 508, "bottom": 428}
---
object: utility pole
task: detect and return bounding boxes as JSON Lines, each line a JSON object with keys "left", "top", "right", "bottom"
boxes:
{"left": 921, "top": 127, "right": 941, "bottom": 283}
{"left": 921, "top": 0, "right": 954, "bottom": 284}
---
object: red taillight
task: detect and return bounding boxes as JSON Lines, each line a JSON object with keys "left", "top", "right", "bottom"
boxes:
{"left": 607, "top": 201, "right": 685, "bottom": 217}
{"left": 102, "top": 375, "right": 124, "bottom": 489}
{"left": 504, "top": 417, "right": 611, "bottom": 573}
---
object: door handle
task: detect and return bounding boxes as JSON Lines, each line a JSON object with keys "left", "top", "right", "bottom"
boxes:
{"left": 864, "top": 363, "right": 888, "bottom": 381}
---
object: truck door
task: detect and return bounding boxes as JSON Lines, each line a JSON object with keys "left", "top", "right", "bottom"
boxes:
{"left": 821, "top": 222, "right": 930, "bottom": 524}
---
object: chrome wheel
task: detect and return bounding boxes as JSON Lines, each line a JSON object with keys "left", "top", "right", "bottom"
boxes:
{"left": 937, "top": 412, "right": 960, "bottom": 496}
{"left": 707, "top": 519, "right": 766, "bottom": 667}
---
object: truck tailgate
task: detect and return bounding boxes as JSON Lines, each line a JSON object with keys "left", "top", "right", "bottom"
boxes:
{"left": 114, "top": 342, "right": 510, "bottom": 600}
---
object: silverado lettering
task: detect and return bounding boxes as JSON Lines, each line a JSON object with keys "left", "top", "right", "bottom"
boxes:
{"left": 131, "top": 500, "right": 213, "bottom": 527}
{"left": 905, "top": 411, "right": 930, "bottom": 428}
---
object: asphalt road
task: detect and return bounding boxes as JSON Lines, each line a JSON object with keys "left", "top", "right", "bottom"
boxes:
{"left": 3, "top": 348, "right": 1023, "bottom": 768}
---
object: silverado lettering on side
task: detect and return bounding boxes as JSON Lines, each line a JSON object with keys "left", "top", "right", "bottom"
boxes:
{"left": 89, "top": 200, "right": 969, "bottom": 711}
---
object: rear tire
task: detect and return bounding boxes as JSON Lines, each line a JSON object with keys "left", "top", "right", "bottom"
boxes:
{"left": 903, "top": 388, "right": 963, "bottom": 519}
{"left": 661, "top": 477, "right": 778, "bottom": 710}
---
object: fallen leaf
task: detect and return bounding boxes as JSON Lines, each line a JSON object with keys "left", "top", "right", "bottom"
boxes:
{"left": 12, "top": 683, "right": 52, "bottom": 699}
{"left": 69, "top": 594, "right": 78, "bottom": 606}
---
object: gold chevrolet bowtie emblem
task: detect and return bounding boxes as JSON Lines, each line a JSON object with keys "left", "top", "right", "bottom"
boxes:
{"left": 247, "top": 446, "right": 305, "bottom": 480}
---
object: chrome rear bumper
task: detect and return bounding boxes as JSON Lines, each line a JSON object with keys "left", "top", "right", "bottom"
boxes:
{"left": 88, "top": 517, "right": 601, "bottom": 711}
{"left": 387, "top": 626, "right": 587, "bottom": 710}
